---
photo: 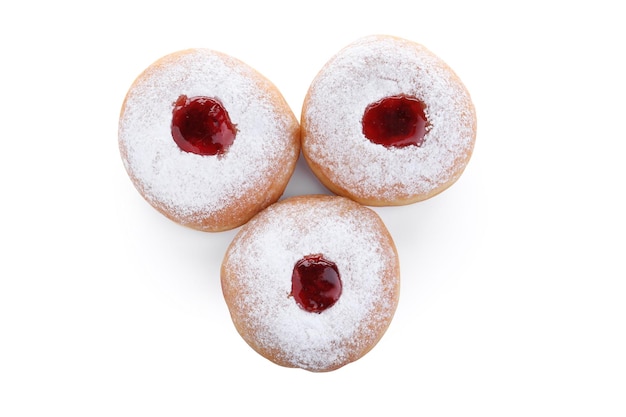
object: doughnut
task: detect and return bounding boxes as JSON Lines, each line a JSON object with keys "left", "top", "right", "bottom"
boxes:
{"left": 119, "top": 49, "right": 300, "bottom": 232}
{"left": 221, "top": 195, "right": 400, "bottom": 372}
{"left": 301, "top": 35, "right": 477, "bottom": 206}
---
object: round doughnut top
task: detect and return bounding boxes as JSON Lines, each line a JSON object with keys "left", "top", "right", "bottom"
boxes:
{"left": 119, "top": 49, "right": 299, "bottom": 231}
{"left": 302, "top": 35, "right": 477, "bottom": 205}
{"left": 221, "top": 195, "right": 400, "bottom": 372}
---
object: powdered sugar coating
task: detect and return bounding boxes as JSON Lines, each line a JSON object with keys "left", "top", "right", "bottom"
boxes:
{"left": 119, "top": 49, "right": 299, "bottom": 231}
{"left": 221, "top": 196, "right": 400, "bottom": 372}
{"left": 302, "top": 35, "right": 477, "bottom": 204}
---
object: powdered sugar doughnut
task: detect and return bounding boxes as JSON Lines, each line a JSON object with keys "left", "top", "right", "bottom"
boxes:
{"left": 119, "top": 49, "right": 299, "bottom": 231}
{"left": 221, "top": 195, "right": 400, "bottom": 372}
{"left": 301, "top": 35, "right": 477, "bottom": 206}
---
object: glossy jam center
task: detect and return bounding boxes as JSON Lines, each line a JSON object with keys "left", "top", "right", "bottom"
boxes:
{"left": 362, "top": 95, "right": 429, "bottom": 147}
{"left": 171, "top": 95, "right": 237, "bottom": 156}
{"left": 291, "top": 254, "right": 342, "bottom": 313}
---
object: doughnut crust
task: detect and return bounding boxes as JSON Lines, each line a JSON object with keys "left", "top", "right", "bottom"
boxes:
{"left": 119, "top": 49, "right": 300, "bottom": 231}
{"left": 221, "top": 195, "right": 400, "bottom": 372}
{"left": 301, "top": 35, "right": 477, "bottom": 206}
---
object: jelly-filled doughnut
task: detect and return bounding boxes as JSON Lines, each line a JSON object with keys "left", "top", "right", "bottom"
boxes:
{"left": 301, "top": 35, "right": 477, "bottom": 206}
{"left": 221, "top": 195, "right": 400, "bottom": 372}
{"left": 119, "top": 49, "right": 299, "bottom": 231}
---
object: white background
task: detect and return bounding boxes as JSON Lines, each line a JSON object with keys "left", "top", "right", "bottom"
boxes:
{"left": 1, "top": 0, "right": 625, "bottom": 415}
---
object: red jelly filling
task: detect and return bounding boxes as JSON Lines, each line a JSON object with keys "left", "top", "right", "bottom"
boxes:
{"left": 291, "top": 254, "right": 342, "bottom": 313}
{"left": 171, "top": 95, "right": 237, "bottom": 156}
{"left": 362, "top": 95, "right": 429, "bottom": 148}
